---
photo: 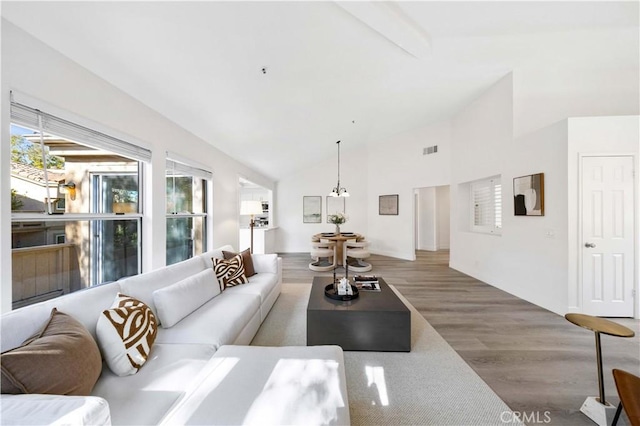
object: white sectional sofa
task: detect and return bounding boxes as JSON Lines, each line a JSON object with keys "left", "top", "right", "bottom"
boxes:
{"left": 0, "top": 246, "right": 350, "bottom": 425}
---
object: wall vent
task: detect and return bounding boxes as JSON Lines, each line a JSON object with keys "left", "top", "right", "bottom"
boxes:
{"left": 423, "top": 145, "right": 438, "bottom": 155}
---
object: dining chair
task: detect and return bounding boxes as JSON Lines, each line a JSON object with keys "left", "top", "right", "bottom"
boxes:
{"left": 612, "top": 368, "right": 640, "bottom": 426}
{"left": 309, "top": 240, "right": 337, "bottom": 272}
{"left": 344, "top": 239, "right": 372, "bottom": 273}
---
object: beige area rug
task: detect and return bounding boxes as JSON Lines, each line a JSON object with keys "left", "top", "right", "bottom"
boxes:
{"left": 251, "top": 283, "right": 521, "bottom": 426}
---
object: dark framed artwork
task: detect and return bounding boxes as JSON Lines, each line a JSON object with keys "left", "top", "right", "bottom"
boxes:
{"left": 303, "top": 196, "right": 322, "bottom": 223}
{"left": 326, "top": 196, "right": 345, "bottom": 222}
{"left": 379, "top": 194, "right": 399, "bottom": 215}
{"left": 513, "top": 173, "right": 544, "bottom": 216}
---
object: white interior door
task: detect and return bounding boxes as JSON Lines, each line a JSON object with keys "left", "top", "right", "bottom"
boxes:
{"left": 581, "top": 155, "right": 635, "bottom": 317}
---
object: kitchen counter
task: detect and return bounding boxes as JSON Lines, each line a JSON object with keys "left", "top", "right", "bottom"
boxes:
{"left": 239, "top": 227, "right": 278, "bottom": 254}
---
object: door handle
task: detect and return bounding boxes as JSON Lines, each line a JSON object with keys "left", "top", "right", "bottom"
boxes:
{"left": 585, "top": 243, "right": 596, "bottom": 248}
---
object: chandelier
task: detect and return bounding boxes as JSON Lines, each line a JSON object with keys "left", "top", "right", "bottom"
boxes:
{"left": 329, "top": 140, "right": 349, "bottom": 197}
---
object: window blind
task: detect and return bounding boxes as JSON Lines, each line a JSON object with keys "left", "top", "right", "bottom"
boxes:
{"left": 494, "top": 182, "right": 502, "bottom": 229}
{"left": 472, "top": 181, "right": 492, "bottom": 227}
{"left": 10, "top": 101, "right": 151, "bottom": 162}
{"left": 166, "top": 153, "right": 212, "bottom": 181}
{"left": 471, "top": 176, "right": 501, "bottom": 234}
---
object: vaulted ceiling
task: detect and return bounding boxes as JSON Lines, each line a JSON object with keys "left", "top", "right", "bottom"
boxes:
{"left": 2, "top": 1, "right": 637, "bottom": 180}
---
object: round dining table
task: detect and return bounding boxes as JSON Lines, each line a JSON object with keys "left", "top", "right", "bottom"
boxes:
{"left": 313, "top": 233, "right": 363, "bottom": 266}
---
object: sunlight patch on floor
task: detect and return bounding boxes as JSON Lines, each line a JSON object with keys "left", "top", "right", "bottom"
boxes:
{"left": 365, "top": 365, "right": 389, "bottom": 406}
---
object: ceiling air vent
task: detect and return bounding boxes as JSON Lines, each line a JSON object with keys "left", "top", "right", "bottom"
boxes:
{"left": 423, "top": 145, "right": 438, "bottom": 155}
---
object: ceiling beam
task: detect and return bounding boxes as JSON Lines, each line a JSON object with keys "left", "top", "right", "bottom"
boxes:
{"left": 335, "top": 1, "right": 431, "bottom": 58}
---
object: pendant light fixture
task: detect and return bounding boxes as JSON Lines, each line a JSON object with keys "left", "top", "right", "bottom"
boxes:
{"left": 329, "top": 140, "right": 349, "bottom": 197}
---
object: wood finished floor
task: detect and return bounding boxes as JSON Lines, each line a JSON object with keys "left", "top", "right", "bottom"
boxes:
{"left": 280, "top": 250, "right": 640, "bottom": 426}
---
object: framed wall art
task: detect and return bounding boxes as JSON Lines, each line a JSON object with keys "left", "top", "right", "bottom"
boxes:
{"left": 379, "top": 194, "right": 399, "bottom": 215}
{"left": 303, "top": 196, "right": 322, "bottom": 223}
{"left": 513, "top": 173, "right": 544, "bottom": 216}
{"left": 326, "top": 196, "right": 345, "bottom": 222}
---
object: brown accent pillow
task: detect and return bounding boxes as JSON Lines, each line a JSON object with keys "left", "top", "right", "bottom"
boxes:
{"left": 223, "top": 248, "right": 256, "bottom": 277}
{"left": 213, "top": 254, "right": 249, "bottom": 289}
{"left": 1, "top": 308, "right": 102, "bottom": 396}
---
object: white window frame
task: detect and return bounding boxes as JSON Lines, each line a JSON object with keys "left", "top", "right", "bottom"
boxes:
{"left": 10, "top": 100, "right": 147, "bottom": 289}
{"left": 166, "top": 152, "right": 212, "bottom": 264}
{"left": 470, "top": 176, "right": 502, "bottom": 235}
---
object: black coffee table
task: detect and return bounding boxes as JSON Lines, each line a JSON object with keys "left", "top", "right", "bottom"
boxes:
{"left": 307, "top": 276, "right": 411, "bottom": 352}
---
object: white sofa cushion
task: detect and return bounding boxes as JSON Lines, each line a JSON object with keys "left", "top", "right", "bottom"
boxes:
{"left": 199, "top": 245, "right": 234, "bottom": 269}
{"left": 119, "top": 256, "right": 205, "bottom": 317}
{"left": 252, "top": 253, "right": 278, "bottom": 274}
{"left": 1, "top": 282, "right": 121, "bottom": 353}
{"left": 96, "top": 294, "right": 158, "bottom": 377}
{"left": 224, "top": 272, "right": 277, "bottom": 304}
{"left": 153, "top": 269, "right": 220, "bottom": 328}
{"left": 0, "top": 394, "right": 111, "bottom": 426}
{"left": 154, "top": 293, "right": 260, "bottom": 347}
{"left": 91, "top": 343, "right": 216, "bottom": 426}
{"left": 159, "top": 345, "right": 350, "bottom": 426}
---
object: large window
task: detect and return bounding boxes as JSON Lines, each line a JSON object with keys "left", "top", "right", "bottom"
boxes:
{"left": 166, "top": 154, "right": 211, "bottom": 266}
{"left": 12, "top": 218, "right": 140, "bottom": 309}
{"left": 471, "top": 176, "right": 502, "bottom": 235}
{"left": 10, "top": 100, "right": 150, "bottom": 309}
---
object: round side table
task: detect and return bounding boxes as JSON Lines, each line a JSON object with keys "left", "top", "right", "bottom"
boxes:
{"left": 565, "top": 313, "right": 635, "bottom": 426}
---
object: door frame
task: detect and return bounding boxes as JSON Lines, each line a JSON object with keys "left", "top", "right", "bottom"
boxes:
{"left": 577, "top": 152, "right": 638, "bottom": 318}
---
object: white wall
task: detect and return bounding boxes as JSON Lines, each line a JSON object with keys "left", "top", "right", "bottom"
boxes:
{"left": 275, "top": 146, "right": 368, "bottom": 253}
{"left": 275, "top": 119, "right": 452, "bottom": 259}
{"left": 415, "top": 185, "right": 450, "bottom": 251}
{"left": 512, "top": 27, "right": 639, "bottom": 139}
{"left": 1, "top": 21, "right": 274, "bottom": 313}
{"left": 436, "top": 185, "right": 450, "bottom": 250}
{"left": 365, "top": 120, "right": 452, "bottom": 260}
{"left": 500, "top": 122, "right": 569, "bottom": 315}
{"left": 416, "top": 187, "right": 437, "bottom": 251}
{"left": 448, "top": 73, "right": 638, "bottom": 316}
{"left": 566, "top": 116, "right": 640, "bottom": 315}
{"left": 449, "top": 72, "right": 515, "bottom": 288}
{"left": 449, "top": 72, "right": 573, "bottom": 315}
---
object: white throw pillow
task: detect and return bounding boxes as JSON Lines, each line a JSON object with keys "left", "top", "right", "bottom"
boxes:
{"left": 96, "top": 293, "right": 158, "bottom": 377}
{"left": 153, "top": 268, "right": 220, "bottom": 328}
{"left": 119, "top": 256, "right": 205, "bottom": 317}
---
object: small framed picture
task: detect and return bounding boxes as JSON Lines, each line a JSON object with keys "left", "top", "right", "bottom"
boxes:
{"left": 379, "top": 194, "right": 398, "bottom": 215}
{"left": 303, "top": 196, "right": 322, "bottom": 223}
{"left": 513, "top": 173, "right": 544, "bottom": 216}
